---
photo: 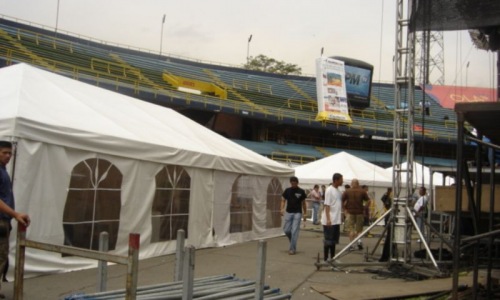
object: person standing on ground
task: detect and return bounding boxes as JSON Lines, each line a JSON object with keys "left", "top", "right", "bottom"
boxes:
{"left": 342, "top": 179, "right": 369, "bottom": 250}
{"left": 381, "top": 187, "right": 393, "bottom": 224}
{"left": 413, "top": 186, "right": 428, "bottom": 234}
{"left": 410, "top": 188, "right": 419, "bottom": 207}
{"left": 321, "top": 173, "right": 343, "bottom": 262}
{"left": 379, "top": 187, "right": 393, "bottom": 262}
{"left": 0, "top": 141, "right": 31, "bottom": 298}
{"left": 361, "top": 185, "right": 372, "bottom": 226}
{"left": 320, "top": 184, "right": 326, "bottom": 221}
{"left": 280, "top": 176, "right": 307, "bottom": 255}
{"left": 342, "top": 184, "right": 351, "bottom": 233}
{"left": 361, "top": 185, "right": 374, "bottom": 238}
{"left": 308, "top": 185, "right": 322, "bottom": 225}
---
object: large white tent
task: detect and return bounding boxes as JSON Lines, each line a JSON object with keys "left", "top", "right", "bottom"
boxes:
{"left": 0, "top": 63, "right": 294, "bottom": 276}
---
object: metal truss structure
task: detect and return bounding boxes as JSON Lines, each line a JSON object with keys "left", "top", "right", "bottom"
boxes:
{"left": 391, "top": 0, "right": 416, "bottom": 264}
{"left": 416, "top": 31, "right": 445, "bottom": 85}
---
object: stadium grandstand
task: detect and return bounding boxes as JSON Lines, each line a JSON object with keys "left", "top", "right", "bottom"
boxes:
{"left": 0, "top": 16, "right": 475, "bottom": 168}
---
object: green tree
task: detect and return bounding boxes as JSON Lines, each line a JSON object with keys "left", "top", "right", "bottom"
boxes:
{"left": 244, "top": 54, "right": 302, "bottom": 75}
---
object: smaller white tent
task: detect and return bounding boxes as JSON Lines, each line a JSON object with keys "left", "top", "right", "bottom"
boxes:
{"left": 294, "top": 151, "right": 392, "bottom": 187}
{"left": 385, "top": 162, "right": 452, "bottom": 188}
{"left": 294, "top": 152, "right": 392, "bottom": 219}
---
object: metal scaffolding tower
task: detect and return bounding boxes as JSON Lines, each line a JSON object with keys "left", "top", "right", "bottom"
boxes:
{"left": 416, "top": 31, "right": 445, "bottom": 85}
{"left": 391, "top": 0, "right": 415, "bottom": 263}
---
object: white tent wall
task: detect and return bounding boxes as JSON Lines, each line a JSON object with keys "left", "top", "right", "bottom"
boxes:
{"left": 213, "top": 172, "right": 286, "bottom": 246}
{"left": 0, "top": 64, "right": 294, "bottom": 277}
{"left": 8, "top": 138, "right": 290, "bottom": 277}
{"left": 6, "top": 140, "right": 206, "bottom": 274}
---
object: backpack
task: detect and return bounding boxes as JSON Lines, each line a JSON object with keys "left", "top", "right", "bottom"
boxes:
{"left": 381, "top": 193, "right": 391, "bottom": 209}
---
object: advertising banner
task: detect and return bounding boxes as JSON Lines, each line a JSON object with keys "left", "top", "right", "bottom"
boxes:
{"left": 423, "top": 84, "right": 497, "bottom": 109}
{"left": 315, "top": 57, "right": 352, "bottom": 123}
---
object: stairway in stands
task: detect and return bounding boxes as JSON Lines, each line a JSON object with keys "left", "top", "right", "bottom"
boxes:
{"left": 109, "top": 53, "right": 168, "bottom": 92}
{"left": 0, "top": 28, "right": 54, "bottom": 70}
{"left": 202, "top": 68, "right": 270, "bottom": 115}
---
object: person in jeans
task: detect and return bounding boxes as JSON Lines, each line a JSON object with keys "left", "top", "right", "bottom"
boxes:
{"left": 321, "top": 173, "right": 343, "bottom": 262}
{"left": 0, "top": 141, "right": 31, "bottom": 298}
{"left": 280, "top": 176, "right": 307, "bottom": 255}
{"left": 308, "top": 184, "right": 322, "bottom": 225}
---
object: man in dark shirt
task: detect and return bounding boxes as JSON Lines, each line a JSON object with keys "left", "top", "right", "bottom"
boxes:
{"left": 0, "top": 141, "right": 31, "bottom": 297}
{"left": 280, "top": 176, "right": 307, "bottom": 255}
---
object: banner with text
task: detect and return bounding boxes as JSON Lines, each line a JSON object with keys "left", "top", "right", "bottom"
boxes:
{"left": 423, "top": 84, "right": 497, "bottom": 109}
{"left": 315, "top": 57, "right": 352, "bottom": 123}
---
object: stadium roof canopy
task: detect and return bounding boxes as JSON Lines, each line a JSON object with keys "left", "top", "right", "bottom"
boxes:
{"left": 455, "top": 102, "right": 500, "bottom": 145}
{"left": 410, "top": 0, "right": 500, "bottom": 50}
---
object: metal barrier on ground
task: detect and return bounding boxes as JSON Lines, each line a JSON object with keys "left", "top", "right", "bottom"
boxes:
{"left": 13, "top": 226, "right": 291, "bottom": 300}
{"left": 14, "top": 224, "right": 140, "bottom": 300}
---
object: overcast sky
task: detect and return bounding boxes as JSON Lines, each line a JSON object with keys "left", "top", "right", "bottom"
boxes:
{"left": 0, "top": 0, "right": 496, "bottom": 88}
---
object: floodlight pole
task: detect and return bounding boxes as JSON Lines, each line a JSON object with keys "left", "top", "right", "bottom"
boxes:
{"left": 246, "top": 34, "right": 252, "bottom": 64}
{"left": 160, "top": 14, "right": 166, "bottom": 56}
{"left": 55, "top": 0, "right": 61, "bottom": 33}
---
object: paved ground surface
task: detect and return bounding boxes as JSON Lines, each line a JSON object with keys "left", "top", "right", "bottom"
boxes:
{"left": 0, "top": 223, "right": 475, "bottom": 299}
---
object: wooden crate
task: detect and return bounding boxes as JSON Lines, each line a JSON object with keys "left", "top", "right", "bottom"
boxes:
{"left": 435, "top": 185, "right": 500, "bottom": 212}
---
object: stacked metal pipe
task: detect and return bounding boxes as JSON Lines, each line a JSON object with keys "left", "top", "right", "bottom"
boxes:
{"left": 64, "top": 274, "right": 291, "bottom": 300}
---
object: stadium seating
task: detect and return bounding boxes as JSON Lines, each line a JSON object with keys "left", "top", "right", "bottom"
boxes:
{"left": 0, "top": 17, "right": 460, "bottom": 165}
{"left": 232, "top": 139, "right": 455, "bottom": 167}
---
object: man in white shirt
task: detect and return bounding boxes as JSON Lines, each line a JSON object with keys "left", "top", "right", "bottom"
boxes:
{"left": 321, "top": 173, "right": 343, "bottom": 262}
{"left": 413, "top": 186, "right": 428, "bottom": 234}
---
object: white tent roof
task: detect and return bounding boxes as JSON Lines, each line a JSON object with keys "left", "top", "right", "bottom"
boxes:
{"left": 0, "top": 63, "right": 292, "bottom": 176}
{"left": 385, "top": 161, "right": 452, "bottom": 187}
{"left": 294, "top": 151, "right": 392, "bottom": 187}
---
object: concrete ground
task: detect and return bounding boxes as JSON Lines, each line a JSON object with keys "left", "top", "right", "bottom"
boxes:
{"left": 0, "top": 223, "right": 475, "bottom": 299}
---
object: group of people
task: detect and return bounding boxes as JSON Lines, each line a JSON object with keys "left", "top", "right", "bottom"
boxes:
{"left": 280, "top": 174, "right": 429, "bottom": 262}
{"left": 280, "top": 174, "right": 372, "bottom": 261}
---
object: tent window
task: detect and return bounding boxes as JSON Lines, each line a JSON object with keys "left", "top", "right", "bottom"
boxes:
{"left": 266, "top": 178, "right": 283, "bottom": 228}
{"left": 63, "top": 158, "right": 122, "bottom": 252}
{"left": 151, "top": 165, "right": 191, "bottom": 243}
{"left": 230, "top": 175, "right": 253, "bottom": 233}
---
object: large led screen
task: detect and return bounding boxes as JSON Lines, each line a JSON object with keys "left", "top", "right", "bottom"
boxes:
{"left": 331, "top": 56, "right": 373, "bottom": 108}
